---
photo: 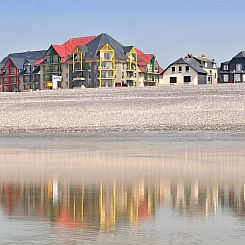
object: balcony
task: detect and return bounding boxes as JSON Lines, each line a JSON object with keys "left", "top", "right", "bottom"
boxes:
{"left": 98, "top": 66, "right": 115, "bottom": 71}
{"left": 127, "top": 68, "right": 137, "bottom": 72}
{"left": 126, "top": 77, "right": 136, "bottom": 81}
{"left": 73, "top": 76, "right": 85, "bottom": 81}
{"left": 98, "top": 76, "right": 116, "bottom": 80}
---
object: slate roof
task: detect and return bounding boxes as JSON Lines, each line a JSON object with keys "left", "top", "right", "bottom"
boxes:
{"left": 233, "top": 51, "right": 245, "bottom": 59}
{"left": 164, "top": 57, "right": 207, "bottom": 74}
{"left": 171, "top": 57, "right": 187, "bottom": 65}
{"left": 83, "top": 33, "right": 128, "bottom": 59}
{"left": 123, "top": 46, "right": 134, "bottom": 53}
{"left": 50, "top": 36, "right": 96, "bottom": 63}
{"left": 0, "top": 50, "right": 46, "bottom": 66}
{"left": 187, "top": 58, "right": 207, "bottom": 74}
{"left": 10, "top": 57, "right": 26, "bottom": 69}
{"left": 222, "top": 60, "right": 230, "bottom": 65}
{"left": 0, "top": 50, "right": 47, "bottom": 71}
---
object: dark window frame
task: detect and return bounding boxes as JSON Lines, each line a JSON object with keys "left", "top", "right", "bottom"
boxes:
{"left": 184, "top": 76, "right": 191, "bottom": 83}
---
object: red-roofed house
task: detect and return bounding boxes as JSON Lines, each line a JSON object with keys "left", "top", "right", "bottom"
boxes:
{"left": 40, "top": 36, "right": 96, "bottom": 89}
{"left": 136, "top": 48, "right": 163, "bottom": 86}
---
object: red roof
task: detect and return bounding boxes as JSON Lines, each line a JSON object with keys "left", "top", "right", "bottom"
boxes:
{"left": 136, "top": 48, "right": 164, "bottom": 74}
{"left": 35, "top": 58, "right": 45, "bottom": 65}
{"left": 36, "top": 36, "right": 97, "bottom": 65}
{"left": 159, "top": 67, "right": 164, "bottom": 74}
{"left": 136, "top": 48, "right": 154, "bottom": 67}
{"left": 55, "top": 36, "right": 96, "bottom": 62}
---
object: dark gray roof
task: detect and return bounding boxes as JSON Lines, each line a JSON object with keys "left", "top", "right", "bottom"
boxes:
{"left": 222, "top": 60, "right": 230, "bottom": 65}
{"left": 0, "top": 50, "right": 46, "bottom": 68}
{"left": 25, "top": 59, "right": 39, "bottom": 65}
{"left": 123, "top": 46, "right": 134, "bottom": 53}
{"left": 164, "top": 57, "right": 207, "bottom": 74}
{"left": 172, "top": 58, "right": 187, "bottom": 65}
{"left": 233, "top": 51, "right": 245, "bottom": 59}
{"left": 83, "top": 33, "right": 128, "bottom": 59}
{"left": 9, "top": 57, "right": 26, "bottom": 69}
{"left": 187, "top": 58, "right": 207, "bottom": 74}
{"left": 78, "top": 46, "right": 88, "bottom": 53}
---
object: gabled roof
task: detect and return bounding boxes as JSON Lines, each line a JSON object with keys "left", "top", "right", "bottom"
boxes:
{"left": 123, "top": 46, "right": 134, "bottom": 53}
{"left": 136, "top": 48, "right": 154, "bottom": 67}
{"left": 221, "top": 60, "right": 230, "bottom": 65}
{"left": 0, "top": 50, "right": 46, "bottom": 69}
{"left": 24, "top": 59, "right": 39, "bottom": 66}
{"left": 164, "top": 57, "right": 207, "bottom": 74}
{"left": 172, "top": 57, "right": 187, "bottom": 65}
{"left": 136, "top": 48, "right": 164, "bottom": 73}
{"left": 9, "top": 57, "right": 25, "bottom": 69}
{"left": 46, "top": 36, "right": 96, "bottom": 63}
{"left": 233, "top": 51, "right": 245, "bottom": 59}
{"left": 83, "top": 33, "right": 128, "bottom": 59}
{"left": 77, "top": 46, "right": 88, "bottom": 53}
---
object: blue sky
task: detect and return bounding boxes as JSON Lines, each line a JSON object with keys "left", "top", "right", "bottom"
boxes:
{"left": 0, "top": 0, "right": 244, "bottom": 66}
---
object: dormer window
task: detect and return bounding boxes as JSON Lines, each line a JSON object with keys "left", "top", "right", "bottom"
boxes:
{"left": 223, "top": 64, "right": 229, "bottom": 71}
{"left": 179, "top": 66, "right": 182, "bottom": 73}
{"left": 204, "top": 62, "right": 207, "bottom": 68}
{"left": 236, "top": 64, "right": 242, "bottom": 71}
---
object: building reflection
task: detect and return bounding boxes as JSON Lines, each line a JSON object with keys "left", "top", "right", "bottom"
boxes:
{"left": 1, "top": 177, "right": 245, "bottom": 232}
{"left": 0, "top": 178, "right": 163, "bottom": 232}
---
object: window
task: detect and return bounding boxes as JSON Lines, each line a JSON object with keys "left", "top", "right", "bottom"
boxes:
{"left": 103, "top": 53, "right": 111, "bottom": 60}
{"left": 236, "top": 64, "right": 242, "bottom": 71}
{"left": 234, "top": 74, "right": 241, "bottom": 82}
{"left": 179, "top": 66, "right": 182, "bottom": 73}
{"left": 184, "top": 76, "right": 191, "bottom": 83}
{"left": 172, "top": 67, "right": 176, "bottom": 73}
{"left": 204, "top": 62, "right": 207, "bottom": 68}
{"left": 170, "top": 77, "right": 177, "bottom": 84}
{"left": 223, "top": 74, "right": 229, "bottom": 82}
{"left": 223, "top": 64, "right": 229, "bottom": 71}
{"left": 213, "top": 63, "right": 216, "bottom": 69}
{"left": 185, "top": 66, "right": 189, "bottom": 72}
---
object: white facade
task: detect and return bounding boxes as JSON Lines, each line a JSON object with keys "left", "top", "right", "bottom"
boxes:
{"left": 160, "top": 64, "right": 199, "bottom": 85}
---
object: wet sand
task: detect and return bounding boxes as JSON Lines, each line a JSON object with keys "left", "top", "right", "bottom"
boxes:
{"left": 0, "top": 84, "right": 245, "bottom": 133}
{"left": 1, "top": 131, "right": 245, "bottom": 184}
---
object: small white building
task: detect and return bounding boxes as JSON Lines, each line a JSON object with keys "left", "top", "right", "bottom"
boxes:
{"left": 161, "top": 56, "right": 208, "bottom": 85}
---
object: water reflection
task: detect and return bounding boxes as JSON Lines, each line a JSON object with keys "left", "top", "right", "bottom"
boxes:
{"left": 1, "top": 175, "right": 245, "bottom": 232}
{"left": 1, "top": 134, "right": 245, "bottom": 244}
{"left": 0, "top": 179, "right": 162, "bottom": 232}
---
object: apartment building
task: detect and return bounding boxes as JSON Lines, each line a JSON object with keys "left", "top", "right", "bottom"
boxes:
{"left": 219, "top": 51, "right": 245, "bottom": 83}
{"left": 0, "top": 50, "right": 46, "bottom": 92}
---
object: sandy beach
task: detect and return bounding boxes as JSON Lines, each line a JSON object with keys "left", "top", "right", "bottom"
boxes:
{"left": 0, "top": 84, "right": 245, "bottom": 133}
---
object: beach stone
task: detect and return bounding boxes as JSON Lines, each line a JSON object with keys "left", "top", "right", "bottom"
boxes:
{"left": 0, "top": 84, "right": 245, "bottom": 133}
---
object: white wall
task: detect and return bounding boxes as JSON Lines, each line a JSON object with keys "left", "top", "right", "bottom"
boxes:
{"left": 160, "top": 64, "right": 199, "bottom": 85}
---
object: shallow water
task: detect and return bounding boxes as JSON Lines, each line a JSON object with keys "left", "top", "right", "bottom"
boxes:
{"left": 0, "top": 131, "right": 245, "bottom": 244}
